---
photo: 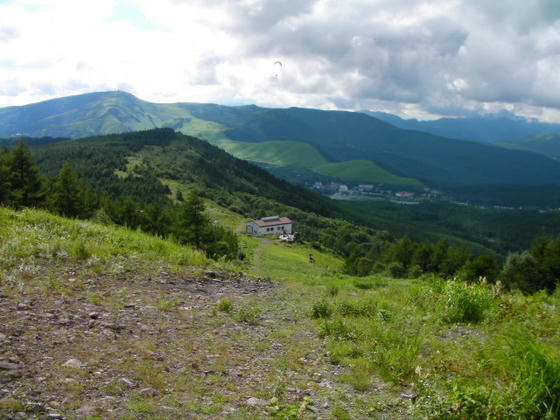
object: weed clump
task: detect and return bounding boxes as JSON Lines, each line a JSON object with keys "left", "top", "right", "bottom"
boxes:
{"left": 441, "top": 280, "right": 493, "bottom": 323}
{"left": 508, "top": 333, "right": 560, "bottom": 418}
{"left": 311, "top": 299, "right": 332, "bottom": 319}
{"left": 326, "top": 285, "right": 339, "bottom": 297}
{"left": 234, "top": 305, "right": 261, "bottom": 325}
{"left": 217, "top": 298, "right": 233, "bottom": 313}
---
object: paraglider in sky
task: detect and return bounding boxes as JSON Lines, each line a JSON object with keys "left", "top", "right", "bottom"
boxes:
{"left": 272, "top": 60, "right": 283, "bottom": 80}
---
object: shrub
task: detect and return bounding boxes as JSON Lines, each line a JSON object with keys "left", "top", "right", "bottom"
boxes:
{"left": 71, "top": 240, "right": 91, "bottom": 260}
{"left": 500, "top": 252, "right": 542, "bottom": 294}
{"left": 311, "top": 299, "right": 332, "bottom": 319}
{"left": 408, "top": 264, "right": 423, "bottom": 279}
{"left": 234, "top": 305, "right": 261, "bottom": 325}
{"left": 387, "top": 261, "right": 405, "bottom": 278}
{"left": 441, "top": 280, "right": 493, "bottom": 323}
{"left": 319, "top": 318, "right": 357, "bottom": 341}
{"left": 337, "top": 299, "right": 377, "bottom": 318}
{"left": 217, "top": 298, "right": 233, "bottom": 313}
{"left": 326, "top": 285, "right": 339, "bottom": 297}
{"left": 353, "top": 279, "right": 373, "bottom": 290}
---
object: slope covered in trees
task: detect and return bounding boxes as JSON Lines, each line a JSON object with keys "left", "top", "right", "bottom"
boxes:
{"left": 4, "top": 91, "right": 560, "bottom": 191}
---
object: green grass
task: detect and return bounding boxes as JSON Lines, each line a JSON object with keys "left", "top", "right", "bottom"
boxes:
{"left": 2, "top": 204, "right": 559, "bottom": 419}
{"left": 219, "top": 139, "right": 328, "bottom": 168}
{"left": 315, "top": 159, "right": 423, "bottom": 186}
{"left": 0, "top": 207, "right": 207, "bottom": 268}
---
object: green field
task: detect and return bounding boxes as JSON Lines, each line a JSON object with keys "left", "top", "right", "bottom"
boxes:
{"left": 218, "top": 139, "right": 328, "bottom": 168}
{"left": 315, "top": 159, "right": 423, "bottom": 186}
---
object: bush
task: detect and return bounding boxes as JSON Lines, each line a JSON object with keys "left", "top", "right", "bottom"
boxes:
{"left": 217, "top": 298, "right": 233, "bottom": 313}
{"left": 441, "top": 280, "right": 493, "bottom": 323}
{"left": 234, "top": 305, "right": 261, "bottom": 325}
{"left": 387, "top": 261, "right": 405, "bottom": 278}
{"left": 408, "top": 264, "right": 423, "bottom": 279}
{"left": 311, "top": 299, "right": 332, "bottom": 319}
{"left": 499, "top": 252, "right": 541, "bottom": 294}
{"left": 319, "top": 318, "right": 357, "bottom": 341}
{"left": 353, "top": 279, "right": 373, "bottom": 290}
{"left": 326, "top": 285, "right": 339, "bottom": 297}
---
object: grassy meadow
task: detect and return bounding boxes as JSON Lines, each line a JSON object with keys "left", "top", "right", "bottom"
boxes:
{"left": 1, "top": 206, "right": 559, "bottom": 418}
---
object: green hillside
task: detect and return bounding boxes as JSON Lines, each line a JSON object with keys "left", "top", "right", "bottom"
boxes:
{"left": 315, "top": 160, "right": 423, "bottom": 187}
{"left": 2, "top": 205, "right": 559, "bottom": 419}
{"left": 219, "top": 140, "right": 328, "bottom": 168}
{"left": 3, "top": 91, "right": 560, "bottom": 188}
{"left": 493, "top": 133, "right": 560, "bottom": 159}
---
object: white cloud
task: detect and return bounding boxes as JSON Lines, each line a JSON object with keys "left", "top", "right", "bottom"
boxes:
{"left": 0, "top": 0, "right": 559, "bottom": 122}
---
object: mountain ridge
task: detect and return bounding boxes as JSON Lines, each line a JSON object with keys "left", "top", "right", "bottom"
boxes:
{"left": 3, "top": 91, "right": 560, "bottom": 187}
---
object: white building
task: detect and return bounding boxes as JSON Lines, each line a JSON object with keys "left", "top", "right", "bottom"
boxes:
{"left": 245, "top": 216, "right": 293, "bottom": 236}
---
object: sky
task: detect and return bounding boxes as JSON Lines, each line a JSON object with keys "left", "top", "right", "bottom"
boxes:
{"left": 1, "top": 0, "right": 560, "bottom": 122}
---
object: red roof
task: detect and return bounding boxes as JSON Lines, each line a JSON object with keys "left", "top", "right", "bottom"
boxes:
{"left": 254, "top": 217, "right": 292, "bottom": 227}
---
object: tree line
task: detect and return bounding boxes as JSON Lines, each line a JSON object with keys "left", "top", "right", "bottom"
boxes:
{"left": 0, "top": 141, "right": 238, "bottom": 260}
{"left": 344, "top": 233, "right": 559, "bottom": 294}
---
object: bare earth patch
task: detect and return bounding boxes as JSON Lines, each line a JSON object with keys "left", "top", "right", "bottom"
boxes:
{"left": 1, "top": 259, "right": 404, "bottom": 419}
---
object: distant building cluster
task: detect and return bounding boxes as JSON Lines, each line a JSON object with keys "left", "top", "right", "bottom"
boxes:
{"left": 310, "top": 182, "right": 441, "bottom": 202}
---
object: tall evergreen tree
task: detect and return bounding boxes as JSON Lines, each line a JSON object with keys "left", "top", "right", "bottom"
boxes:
{"left": 175, "top": 190, "right": 209, "bottom": 248}
{"left": 0, "top": 147, "right": 10, "bottom": 203}
{"left": 49, "top": 162, "right": 83, "bottom": 217}
{"left": 9, "top": 141, "right": 43, "bottom": 207}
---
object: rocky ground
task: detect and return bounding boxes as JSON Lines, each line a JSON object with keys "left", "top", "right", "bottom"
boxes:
{"left": 1, "top": 258, "right": 405, "bottom": 419}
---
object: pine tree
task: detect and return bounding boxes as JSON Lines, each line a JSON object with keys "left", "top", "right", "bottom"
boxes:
{"left": 175, "top": 190, "right": 209, "bottom": 248}
{"left": 49, "top": 162, "right": 83, "bottom": 217}
{"left": 9, "top": 141, "right": 43, "bottom": 207}
{"left": 0, "top": 147, "right": 10, "bottom": 203}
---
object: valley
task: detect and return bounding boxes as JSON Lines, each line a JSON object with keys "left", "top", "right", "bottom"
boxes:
{"left": 1, "top": 94, "right": 560, "bottom": 419}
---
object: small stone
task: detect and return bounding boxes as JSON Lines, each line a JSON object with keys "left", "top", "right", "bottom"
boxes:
{"left": 120, "top": 377, "right": 135, "bottom": 387}
{"left": 246, "top": 397, "right": 267, "bottom": 407}
{"left": 102, "top": 323, "right": 125, "bottom": 331}
{"left": 139, "top": 387, "right": 158, "bottom": 397}
{"left": 76, "top": 404, "right": 96, "bottom": 417}
{"left": 88, "top": 312, "right": 100, "bottom": 319}
{"left": 124, "top": 303, "right": 136, "bottom": 309}
{"left": 0, "top": 333, "right": 6, "bottom": 340}
{"left": 63, "top": 378, "right": 77, "bottom": 385}
{"left": 62, "top": 359, "right": 84, "bottom": 368}
{"left": 16, "top": 303, "right": 29, "bottom": 310}
{"left": 47, "top": 414, "right": 63, "bottom": 419}
{"left": 0, "top": 361, "right": 20, "bottom": 370}
{"left": 400, "top": 391, "right": 416, "bottom": 399}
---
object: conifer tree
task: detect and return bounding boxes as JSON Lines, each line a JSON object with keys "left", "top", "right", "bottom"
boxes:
{"left": 8, "top": 141, "right": 43, "bottom": 207}
{"left": 176, "top": 190, "right": 209, "bottom": 248}
{"left": 49, "top": 162, "right": 83, "bottom": 217}
{"left": 0, "top": 147, "right": 10, "bottom": 203}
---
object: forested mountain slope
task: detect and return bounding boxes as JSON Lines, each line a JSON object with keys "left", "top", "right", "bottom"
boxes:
{"left": 3, "top": 91, "right": 560, "bottom": 187}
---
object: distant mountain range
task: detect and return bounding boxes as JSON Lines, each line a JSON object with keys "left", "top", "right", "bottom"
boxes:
{"left": 492, "top": 134, "right": 560, "bottom": 160}
{"left": 2, "top": 91, "right": 560, "bottom": 188}
{"left": 366, "top": 111, "right": 560, "bottom": 143}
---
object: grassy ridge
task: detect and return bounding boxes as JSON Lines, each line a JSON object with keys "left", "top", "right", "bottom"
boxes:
{"left": 218, "top": 140, "right": 328, "bottom": 168}
{"left": 315, "top": 160, "right": 423, "bottom": 186}
{"left": 0, "top": 207, "right": 207, "bottom": 267}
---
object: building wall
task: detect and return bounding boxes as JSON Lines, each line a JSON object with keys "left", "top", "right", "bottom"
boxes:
{"left": 246, "top": 222, "right": 292, "bottom": 236}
